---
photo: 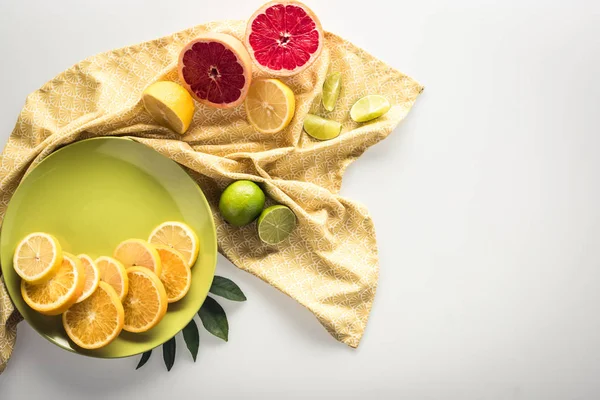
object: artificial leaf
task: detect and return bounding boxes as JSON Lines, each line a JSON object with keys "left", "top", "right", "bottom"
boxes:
{"left": 162, "top": 337, "right": 176, "bottom": 371}
{"left": 198, "top": 296, "right": 229, "bottom": 342}
{"left": 182, "top": 318, "right": 200, "bottom": 362}
{"left": 136, "top": 350, "right": 152, "bottom": 370}
{"left": 210, "top": 276, "right": 247, "bottom": 302}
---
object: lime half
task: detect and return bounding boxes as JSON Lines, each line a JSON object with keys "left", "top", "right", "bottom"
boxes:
{"left": 350, "top": 95, "right": 391, "bottom": 122}
{"left": 257, "top": 205, "right": 296, "bottom": 245}
{"left": 303, "top": 114, "right": 342, "bottom": 141}
{"left": 219, "top": 180, "right": 265, "bottom": 227}
{"left": 322, "top": 72, "right": 342, "bottom": 112}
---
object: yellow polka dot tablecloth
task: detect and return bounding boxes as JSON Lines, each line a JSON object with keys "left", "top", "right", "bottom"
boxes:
{"left": 0, "top": 20, "right": 422, "bottom": 373}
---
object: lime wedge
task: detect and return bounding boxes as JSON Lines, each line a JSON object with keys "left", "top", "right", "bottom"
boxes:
{"left": 322, "top": 72, "right": 342, "bottom": 112}
{"left": 257, "top": 205, "right": 296, "bottom": 245}
{"left": 303, "top": 114, "right": 342, "bottom": 141}
{"left": 350, "top": 95, "right": 391, "bottom": 122}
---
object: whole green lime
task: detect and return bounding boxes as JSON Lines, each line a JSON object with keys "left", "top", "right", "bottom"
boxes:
{"left": 219, "top": 180, "right": 265, "bottom": 227}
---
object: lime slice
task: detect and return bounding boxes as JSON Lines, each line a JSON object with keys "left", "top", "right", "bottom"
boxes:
{"left": 257, "top": 205, "right": 296, "bottom": 245}
{"left": 350, "top": 95, "right": 391, "bottom": 122}
{"left": 322, "top": 72, "right": 342, "bottom": 112}
{"left": 303, "top": 114, "right": 342, "bottom": 141}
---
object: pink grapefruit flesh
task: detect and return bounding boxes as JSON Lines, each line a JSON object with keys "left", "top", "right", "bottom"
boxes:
{"left": 178, "top": 33, "right": 252, "bottom": 109}
{"left": 245, "top": 1, "right": 324, "bottom": 76}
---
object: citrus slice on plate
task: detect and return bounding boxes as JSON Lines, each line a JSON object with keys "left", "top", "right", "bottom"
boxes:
{"left": 63, "top": 281, "right": 125, "bottom": 350}
{"left": 322, "top": 72, "right": 342, "bottom": 112}
{"left": 245, "top": 1, "right": 324, "bottom": 76}
{"left": 245, "top": 78, "right": 295, "bottom": 134}
{"left": 95, "top": 256, "right": 129, "bottom": 301}
{"left": 257, "top": 205, "right": 297, "bottom": 245}
{"left": 303, "top": 114, "right": 342, "bottom": 141}
{"left": 350, "top": 95, "right": 391, "bottom": 122}
{"left": 178, "top": 32, "right": 252, "bottom": 109}
{"left": 122, "top": 267, "right": 168, "bottom": 333}
{"left": 21, "top": 252, "right": 85, "bottom": 316}
{"left": 114, "top": 239, "right": 162, "bottom": 276}
{"left": 148, "top": 221, "right": 199, "bottom": 268}
{"left": 13, "top": 232, "right": 63, "bottom": 284}
{"left": 142, "top": 81, "right": 195, "bottom": 135}
{"left": 154, "top": 245, "right": 192, "bottom": 303}
{"left": 75, "top": 254, "right": 100, "bottom": 303}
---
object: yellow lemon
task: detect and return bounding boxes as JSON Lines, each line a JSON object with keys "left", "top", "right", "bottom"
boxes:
{"left": 13, "top": 232, "right": 63, "bottom": 284}
{"left": 245, "top": 78, "right": 295, "bottom": 134}
{"left": 142, "top": 81, "right": 195, "bottom": 134}
{"left": 148, "top": 221, "right": 199, "bottom": 268}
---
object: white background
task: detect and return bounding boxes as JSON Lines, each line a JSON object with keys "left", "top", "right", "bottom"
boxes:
{"left": 1, "top": 0, "right": 599, "bottom": 399}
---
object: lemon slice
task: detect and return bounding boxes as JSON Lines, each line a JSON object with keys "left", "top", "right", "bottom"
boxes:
{"left": 95, "top": 256, "right": 129, "bottom": 301}
{"left": 303, "top": 114, "right": 342, "bottom": 141}
{"left": 350, "top": 95, "right": 391, "bottom": 122}
{"left": 245, "top": 78, "right": 295, "bottom": 134}
{"left": 63, "top": 282, "right": 125, "bottom": 350}
{"left": 154, "top": 245, "right": 192, "bottom": 303}
{"left": 75, "top": 254, "right": 100, "bottom": 303}
{"left": 148, "top": 221, "right": 199, "bottom": 268}
{"left": 122, "top": 267, "right": 168, "bottom": 333}
{"left": 257, "top": 205, "right": 297, "bottom": 245}
{"left": 142, "top": 81, "right": 195, "bottom": 134}
{"left": 322, "top": 72, "right": 342, "bottom": 112}
{"left": 13, "top": 232, "right": 63, "bottom": 284}
{"left": 21, "top": 253, "right": 85, "bottom": 316}
{"left": 114, "top": 239, "right": 162, "bottom": 277}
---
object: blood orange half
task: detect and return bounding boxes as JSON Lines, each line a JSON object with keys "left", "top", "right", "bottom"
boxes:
{"left": 245, "top": 1, "right": 324, "bottom": 76}
{"left": 178, "top": 33, "right": 252, "bottom": 109}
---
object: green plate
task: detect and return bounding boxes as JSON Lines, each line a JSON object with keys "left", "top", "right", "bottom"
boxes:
{"left": 0, "top": 137, "right": 217, "bottom": 358}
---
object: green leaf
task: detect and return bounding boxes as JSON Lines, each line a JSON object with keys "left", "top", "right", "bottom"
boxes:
{"left": 182, "top": 318, "right": 200, "bottom": 362}
{"left": 209, "top": 276, "right": 247, "bottom": 302}
{"left": 198, "top": 296, "right": 229, "bottom": 342}
{"left": 136, "top": 350, "right": 152, "bottom": 370}
{"left": 162, "top": 337, "right": 176, "bottom": 371}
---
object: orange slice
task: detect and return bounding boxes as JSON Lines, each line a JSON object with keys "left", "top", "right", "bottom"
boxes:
{"left": 13, "top": 232, "right": 63, "bottom": 284}
{"left": 75, "top": 254, "right": 100, "bottom": 303}
{"left": 63, "top": 282, "right": 125, "bottom": 350}
{"left": 148, "top": 221, "right": 199, "bottom": 268}
{"left": 21, "top": 252, "right": 85, "bottom": 316}
{"left": 114, "top": 239, "right": 162, "bottom": 276}
{"left": 154, "top": 245, "right": 192, "bottom": 303}
{"left": 95, "top": 256, "right": 129, "bottom": 301}
{"left": 122, "top": 267, "right": 168, "bottom": 333}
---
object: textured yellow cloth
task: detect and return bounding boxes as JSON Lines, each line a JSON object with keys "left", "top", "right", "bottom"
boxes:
{"left": 0, "top": 20, "right": 422, "bottom": 372}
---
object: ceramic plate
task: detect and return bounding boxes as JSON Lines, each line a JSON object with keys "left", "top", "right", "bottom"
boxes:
{"left": 0, "top": 137, "right": 217, "bottom": 358}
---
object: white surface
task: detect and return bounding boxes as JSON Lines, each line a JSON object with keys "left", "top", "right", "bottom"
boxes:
{"left": 1, "top": 0, "right": 599, "bottom": 399}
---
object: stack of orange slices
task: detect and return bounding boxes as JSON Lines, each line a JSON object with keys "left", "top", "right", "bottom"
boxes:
{"left": 13, "top": 222, "right": 199, "bottom": 350}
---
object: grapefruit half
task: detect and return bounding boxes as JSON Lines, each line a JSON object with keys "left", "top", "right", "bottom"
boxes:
{"left": 245, "top": 1, "right": 324, "bottom": 76}
{"left": 178, "top": 33, "right": 253, "bottom": 109}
